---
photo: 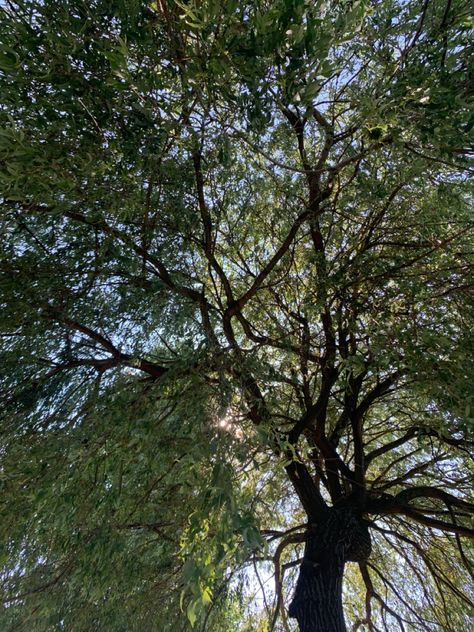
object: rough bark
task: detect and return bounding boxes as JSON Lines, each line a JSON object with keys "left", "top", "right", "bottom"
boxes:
{"left": 289, "top": 506, "right": 371, "bottom": 632}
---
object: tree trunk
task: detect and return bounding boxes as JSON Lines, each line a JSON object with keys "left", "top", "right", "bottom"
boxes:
{"left": 289, "top": 506, "right": 371, "bottom": 632}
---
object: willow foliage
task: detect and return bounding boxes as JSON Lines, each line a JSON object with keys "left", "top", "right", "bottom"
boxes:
{"left": 0, "top": 1, "right": 473, "bottom": 631}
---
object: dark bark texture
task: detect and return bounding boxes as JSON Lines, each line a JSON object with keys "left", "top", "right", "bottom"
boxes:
{"left": 289, "top": 507, "right": 371, "bottom": 632}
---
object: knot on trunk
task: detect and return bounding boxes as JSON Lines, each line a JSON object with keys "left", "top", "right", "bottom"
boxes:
{"left": 344, "top": 518, "right": 371, "bottom": 562}
{"left": 304, "top": 506, "right": 372, "bottom": 564}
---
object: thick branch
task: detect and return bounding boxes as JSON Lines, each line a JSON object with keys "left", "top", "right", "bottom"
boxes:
{"left": 285, "top": 460, "right": 328, "bottom": 522}
{"left": 45, "top": 312, "right": 167, "bottom": 379}
{"left": 225, "top": 209, "right": 310, "bottom": 319}
{"left": 365, "top": 428, "right": 418, "bottom": 467}
{"left": 395, "top": 486, "right": 474, "bottom": 514}
{"left": 367, "top": 493, "right": 474, "bottom": 538}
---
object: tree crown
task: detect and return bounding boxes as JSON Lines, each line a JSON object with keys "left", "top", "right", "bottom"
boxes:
{"left": 1, "top": 0, "right": 473, "bottom": 630}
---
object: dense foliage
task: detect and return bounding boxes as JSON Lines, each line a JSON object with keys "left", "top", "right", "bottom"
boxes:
{"left": 0, "top": 1, "right": 473, "bottom": 630}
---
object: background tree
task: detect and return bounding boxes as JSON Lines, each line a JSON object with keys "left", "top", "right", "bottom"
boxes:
{"left": 0, "top": 1, "right": 473, "bottom": 630}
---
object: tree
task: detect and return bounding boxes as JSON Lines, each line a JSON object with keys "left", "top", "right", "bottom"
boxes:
{"left": 0, "top": 0, "right": 473, "bottom": 630}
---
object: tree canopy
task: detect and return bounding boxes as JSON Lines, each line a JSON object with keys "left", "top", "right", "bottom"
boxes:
{"left": 0, "top": 1, "right": 473, "bottom": 630}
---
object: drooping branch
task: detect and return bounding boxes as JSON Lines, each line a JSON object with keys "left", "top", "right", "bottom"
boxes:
{"left": 374, "top": 521, "right": 474, "bottom": 608}
{"left": 271, "top": 531, "right": 307, "bottom": 632}
{"left": 358, "top": 562, "right": 407, "bottom": 632}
